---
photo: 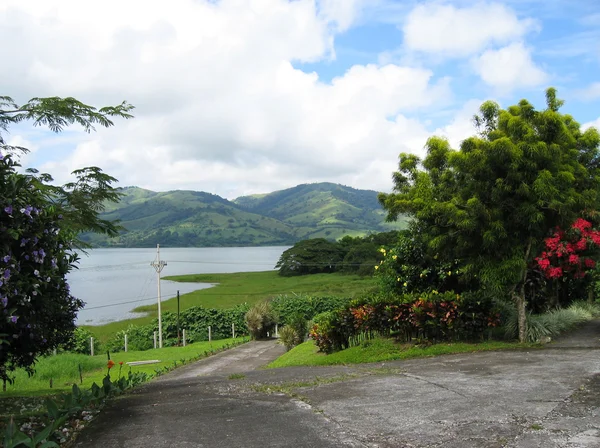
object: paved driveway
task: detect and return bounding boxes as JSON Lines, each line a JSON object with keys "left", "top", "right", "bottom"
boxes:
{"left": 74, "top": 321, "right": 600, "bottom": 447}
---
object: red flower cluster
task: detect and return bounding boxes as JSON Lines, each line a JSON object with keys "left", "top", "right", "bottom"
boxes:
{"left": 535, "top": 218, "right": 600, "bottom": 279}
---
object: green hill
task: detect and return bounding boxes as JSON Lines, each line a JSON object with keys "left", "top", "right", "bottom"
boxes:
{"left": 80, "top": 183, "right": 407, "bottom": 247}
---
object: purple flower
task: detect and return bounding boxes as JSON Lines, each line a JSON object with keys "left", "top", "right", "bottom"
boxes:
{"left": 3, "top": 269, "right": 10, "bottom": 279}
{"left": 1, "top": 297, "right": 7, "bottom": 308}
{"left": 9, "top": 315, "right": 18, "bottom": 323}
{"left": 34, "top": 270, "right": 39, "bottom": 276}
{"left": 24, "top": 255, "right": 30, "bottom": 260}
{"left": 20, "top": 238, "right": 29, "bottom": 247}
{"left": 4, "top": 205, "right": 12, "bottom": 215}
{"left": 20, "top": 205, "right": 33, "bottom": 217}
{"left": 2, "top": 255, "right": 10, "bottom": 263}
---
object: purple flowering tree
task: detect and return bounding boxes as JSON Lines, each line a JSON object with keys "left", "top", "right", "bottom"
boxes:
{"left": 0, "top": 96, "right": 133, "bottom": 387}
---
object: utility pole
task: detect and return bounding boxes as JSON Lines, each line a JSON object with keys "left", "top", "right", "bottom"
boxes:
{"left": 150, "top": 244, "right": 167, "bottom": 348}
{"left": 177, "top": 290, "right": 181, "bottom": 346}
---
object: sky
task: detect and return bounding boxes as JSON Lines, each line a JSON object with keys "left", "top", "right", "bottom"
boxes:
{"left": 1, "top": 0, "right": 599, "bottom": 199}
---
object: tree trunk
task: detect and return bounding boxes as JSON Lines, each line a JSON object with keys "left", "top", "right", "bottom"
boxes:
{"left": 515, "top": 238, "right": 533, "bottom": 343}
{"left": 516, "top": 286, "right": 527, "bottom": 343}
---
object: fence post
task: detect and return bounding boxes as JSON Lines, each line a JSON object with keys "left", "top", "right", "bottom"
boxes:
{"left": 275, "top": 324, "right": 278, "bottom": 338}
{"left": 232, "top": 323, "right": 235, "bottom": 339}
{"left": 153, "top": 331, "right": 157, "bottom": 349}
{"left": 183, "top": 329, "right": 186, "bottom": 347}
{"left": 90, "top": 337, "right": 94, "bottom": 357}
{"left": 124, "top": 334, "right": 128, "bottom": 353}
{"left": 208, "top": 326, "right": 211, "bottom": 342}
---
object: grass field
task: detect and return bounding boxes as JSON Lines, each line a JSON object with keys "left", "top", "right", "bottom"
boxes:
{"left": 85, "top": 271, "right": 377, "bottom": 342}
{"left": 267, "top": 337, "right": 536, "bottom": 368}
{"left": 0, "top": 337, "right": 246, "bottom": 398}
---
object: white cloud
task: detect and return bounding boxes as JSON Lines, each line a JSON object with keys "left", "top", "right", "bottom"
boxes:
{"left": 473, "top": 42, "right": 548, "bottom": 90}
{"left": 0, "top": 0, "right": 454, "bottom": 198}
{"left": 582, "top": 117, "right": 600, "bottom": 132}
{"left": 318, "top": 0, "right": 366, "bottom": 32}
{"left": 575, "top": 82, "right": 600, "bottom": 101}
{"left": 432, "top": 99, "right": 484, "bottom": 148}
{"left": 402, "top": 2, "right": 538, "bottom": 57}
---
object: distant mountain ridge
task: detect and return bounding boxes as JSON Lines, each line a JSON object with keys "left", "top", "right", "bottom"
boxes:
{"left": 80, "top": 183, "right": 407, "bottom": 247}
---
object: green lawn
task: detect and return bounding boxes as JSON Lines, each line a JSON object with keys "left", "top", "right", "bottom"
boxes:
{"left": 267, "top": 337, "right": 536, "bottom": 368}
{"left": 85, "top": 271, "right": 377, "bottom": 342}
{"left": 0, "top": 337, "right": 246, "bottom": 398}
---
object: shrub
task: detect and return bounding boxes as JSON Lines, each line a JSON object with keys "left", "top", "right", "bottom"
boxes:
{"left": 278, "top": 326, "right": 300, "bottom": 351}
{"left": 375, "top": 230, "right": 472, "bottom": 296}
{"left": 288, "top": 312, "right": 308, "bottom": 342}
{"left": 271, "top": 294, "right": 352, "bottom": 325}
{"left": 503, "top": 301, "right": 600, "bottom": 342}
{"left": 66, "top": 327, "right": 100, "bottom": 355}
{"left": 309, "top": 292, "right": 501, "bottom": 353}
{"left": 245, "top": 301, "right": 278, "bottom": 340}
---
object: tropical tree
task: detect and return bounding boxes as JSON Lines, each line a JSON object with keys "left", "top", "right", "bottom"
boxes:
{"left": 0, "top": 95, "right": 133, "bottom": 386}
{"left": 275, "top": 238, "right": 345, "bottom": 276}
{"left": 379, "top": 88, "right": 600, "bottom": 342}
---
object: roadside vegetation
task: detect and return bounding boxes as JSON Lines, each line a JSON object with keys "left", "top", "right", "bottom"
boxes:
{"left": 0, "top": 338, "right": 243, "bottom": 397}
{"left": 84, "top": 271, "right": 377, "bottom": 343}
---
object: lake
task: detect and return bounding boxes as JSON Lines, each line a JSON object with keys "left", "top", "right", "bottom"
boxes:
{"left": 71, "top": 246, "right": 288, "bottom": 325}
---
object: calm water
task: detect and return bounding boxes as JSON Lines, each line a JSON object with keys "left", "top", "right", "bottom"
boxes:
{"left": 70, "top": 246, "right": 288, "bottom": 325}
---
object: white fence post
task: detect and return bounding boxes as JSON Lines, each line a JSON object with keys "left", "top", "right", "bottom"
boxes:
{"left": 208, "top": 326, "right": 211, "bottom": 342}
{"left": 90, "top": 337, "right": 94, "bottom": 357}
{"left": 124, "top": 334, "right": 128, "bottom": 353}
{"left": 153, "top": 331, "right": 157, "bottom": 349}
{"left": 232, "top": 323, "right": 235, "bottom": 339}
{"left": 183, "top": 329, "right": 186, "bottom": 347}
{"left": 275, "top": 324, "right": 278, "bottom": 338}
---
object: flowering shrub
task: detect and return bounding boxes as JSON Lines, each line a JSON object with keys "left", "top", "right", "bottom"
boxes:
{"left": 535, "top": 218, "right": 600, "bottom": 280}
{"left": 309, "top": 292, "right": 500, "bottom": 353}
{"left": 375, "top": 232, "right": 466, "bottom": 296}
{"left": 0, "top": 152, "right": 82, "bottom": 385}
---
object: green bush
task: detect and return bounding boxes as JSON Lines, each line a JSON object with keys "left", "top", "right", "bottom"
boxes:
{"left": 289, "top": 312, "right": 308, "bottom": 342}
{"left": 66, "top": 327, "right": 100, "bottom": 355}
{"left": 375, "top": 230, "right": 470, "bottom": 296}
{"left": 278, "top": 326, "right": 300, "bottom": 351}
{"left": 161, "top": 304, "right": 250, "bottom": 343}
{"left": 245, "top": 301, "right": 278, "bottom": 340}
{"left": 271, "top": 294, "right": 352, "bottom": 325}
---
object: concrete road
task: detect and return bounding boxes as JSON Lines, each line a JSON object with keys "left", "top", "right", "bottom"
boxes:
{"left": 74, "top": 322, "right": 600, "bottom": 448}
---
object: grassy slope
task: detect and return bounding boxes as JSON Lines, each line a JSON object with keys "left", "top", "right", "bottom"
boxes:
{"left": 0, "top": 338, "right": 245, "bottom": 398}
{"left": 85, "top": 271, "right": 377, "bottom": 342}
{"left": 267, "top": 338, "right": 536, "bottom": 368}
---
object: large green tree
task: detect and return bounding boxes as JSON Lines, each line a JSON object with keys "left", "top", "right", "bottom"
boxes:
{"left": 0, "top": 96, "right": 133, "bottom": 385}
{"left": 275, "top": 238, "right": 345, "bottom": 276}
{"left": 379, "top": 88, "right": 600, "bottom": 342}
